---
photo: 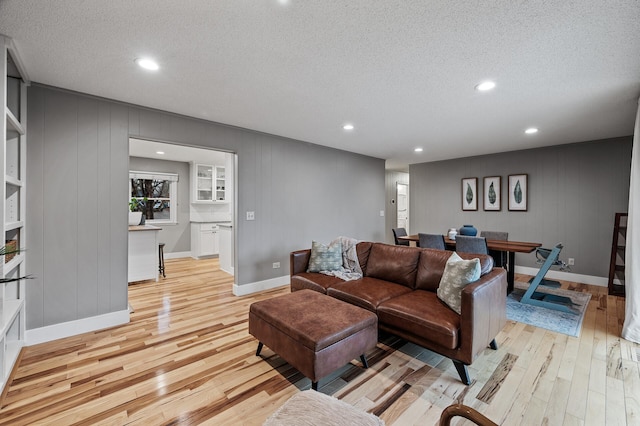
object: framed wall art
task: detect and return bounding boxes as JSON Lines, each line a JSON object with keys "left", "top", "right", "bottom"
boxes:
{"left": 508, "top": 174, "right": 528, "bottom": 211}
{"left": 461, "top": 177, "right": 478, "bottom": 211}
{"left": 483, "top": 176, "right": 501, "bottom": 211}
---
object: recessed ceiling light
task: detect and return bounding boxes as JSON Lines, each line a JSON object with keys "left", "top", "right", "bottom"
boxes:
{"left": 156, "top": 151, "right": 165, "bottom": 155}
{"left": 414, "top": 147, "right": 424, "bottom": 153}
{"left": 475, "top": 81, "right": 496, "bottom": 91}
{"left": 343, "top": 124, "right": 354, "bottom": 131}
{"left": 524, "top": 127, "right": 539, "bottom": 134}
{"left": 135, "top": 58, "right": 159, "bottom": 71}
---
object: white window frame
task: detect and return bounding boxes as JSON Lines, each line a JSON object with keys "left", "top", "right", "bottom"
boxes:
{"left": 129, "top": 171, "right": 178, "bottom": 225}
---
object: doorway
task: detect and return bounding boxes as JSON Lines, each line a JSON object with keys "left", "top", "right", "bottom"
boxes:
{"left": 397, "top": 183, "right": 409, "bottom": 232}
{"left": 128, "top": 138, "right": 237, "bottom": 285}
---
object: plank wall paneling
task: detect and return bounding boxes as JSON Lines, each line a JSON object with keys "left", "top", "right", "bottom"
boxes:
{"left": 26, "top": 84, "right": 386, "bottom": 330}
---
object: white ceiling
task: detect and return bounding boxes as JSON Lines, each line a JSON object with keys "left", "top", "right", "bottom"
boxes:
{"left": 1, "top": 1, "right": 639, "bottom": 170}
{"left": 129, "top": 138, "right": 227, "bottom": 165}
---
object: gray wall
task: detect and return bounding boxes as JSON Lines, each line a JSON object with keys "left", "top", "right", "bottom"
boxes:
{"left": 26, "top": 85, "right": 385, "bottom": 329}
{"left": 409, "top": 137, "right": 632, "bottom": 277}
{"left": 385, "top": 171, "right": 409, "bottom": 244}
{"left": 129, "top": 156, "right": 191, "bottom": 253}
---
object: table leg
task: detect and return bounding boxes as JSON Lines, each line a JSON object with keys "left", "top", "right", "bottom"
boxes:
{"left": 507, "top": 251, "right": 515, "bottom": 294}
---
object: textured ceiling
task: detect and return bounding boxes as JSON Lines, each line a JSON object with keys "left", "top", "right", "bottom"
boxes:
{"left": 1, "top": 0, "right": 639, "bottom": 170}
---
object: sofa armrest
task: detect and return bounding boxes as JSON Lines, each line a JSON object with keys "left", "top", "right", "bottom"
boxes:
{"left": 290, "top": 249, "right": 311, "bottom": 276}
{"left": 458, "top": 268, "right": 507, "bottom": 364}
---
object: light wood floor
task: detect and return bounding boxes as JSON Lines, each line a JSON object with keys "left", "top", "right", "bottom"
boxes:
{"left": 0, "top": 258, "right": 638, "bottom": 425}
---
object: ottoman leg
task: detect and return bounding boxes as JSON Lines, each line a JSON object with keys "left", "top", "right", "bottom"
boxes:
{"left": 312, "top": 381, "right": 318, "bottom": 391}
{"left": 256, "top": 342, "right": 264, "bottom": 356}
{"left": 360, "top": 354, "right": 369, "bottom": 369}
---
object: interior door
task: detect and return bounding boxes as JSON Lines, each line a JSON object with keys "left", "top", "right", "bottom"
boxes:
{"left": 397, "top": 183, "right": 408, "bottom": 231}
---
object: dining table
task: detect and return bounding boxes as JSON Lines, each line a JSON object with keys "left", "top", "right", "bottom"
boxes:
{"left": 398, "top": 235, "right": 541, "bottom": 293}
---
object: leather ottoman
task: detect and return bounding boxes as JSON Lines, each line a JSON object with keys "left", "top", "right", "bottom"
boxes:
{"left": 249, "top": 289, "right": 378, "bottom": 390}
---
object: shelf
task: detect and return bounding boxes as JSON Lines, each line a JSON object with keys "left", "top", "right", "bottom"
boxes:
{"left": 4, "top": 340, "right": 23, "bottom": 378}
{"left": 5, "top": 107, "right": 24, "bottom": 136}
{"left": 5, "top": 176, "right": 22, "bottom": 187}
{"left": 3, "top": 252, "right": 24, "bottom": 272}
{"left": 609, "top": 212, "right": 628, "bottom": 296}
{"left": 2, "top": 36, "right": 28, "bottom": 395}
{"left": 0, "top": 300, "right": 23, "bottom": 336}
{"left": 4, "top": 221, "right": 23, "bottom": 231}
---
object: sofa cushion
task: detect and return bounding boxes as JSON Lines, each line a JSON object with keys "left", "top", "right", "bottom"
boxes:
{"left": 291, "top": 273, "right": 345, "bottom": 294}
{"left": 307, "top": 240, "right": 343, "bottom": 272}
{"left": 356, "top": 242, "right": 373, "bottom": 275}
{"left": 377, "top": 290, "right": 461, "bottom": 350}
{"left": 436, "top": 252, "right": 481, "bottom": 314}
{"left": 364, "top": 243, "right": 420, "bottom": 288}
{"left": 327, "top": 277, "right": 413, "bottom": 312}
{"left": 415, "top": 248, "right": 493, "bottom": 292}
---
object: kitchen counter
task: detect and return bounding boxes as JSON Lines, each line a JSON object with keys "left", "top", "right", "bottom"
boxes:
{"left": 128, "top": 225, "right": 162, "bottom": 282}
{"left": 128, "top": 224, "right": 162, "bottom": 232}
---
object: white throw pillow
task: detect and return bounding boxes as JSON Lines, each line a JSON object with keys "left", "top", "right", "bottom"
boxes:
{"left": 437, "top": 252, "right": 481, "bottom": 314}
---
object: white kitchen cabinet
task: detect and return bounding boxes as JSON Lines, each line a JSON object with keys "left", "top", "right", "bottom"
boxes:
{"left": 191, "top": 223, "right": 219, "bottom": 258}
{"left": 218, "top": 223, "right": 234, "bottom": 275}
{"left": 191, "top": 163, "right": 226, "bottom": 203}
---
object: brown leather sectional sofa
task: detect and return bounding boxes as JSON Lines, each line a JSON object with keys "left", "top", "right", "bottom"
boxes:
{"left": 290, "top": 242, "right": 507, "bottom": 384}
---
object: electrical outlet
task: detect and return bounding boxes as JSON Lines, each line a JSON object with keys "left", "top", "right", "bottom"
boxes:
{"left": 380, "top": 210, "right": 385, "bottom": 217}
{"left": 272, "top": 262, "right": 280, "bottom": 269}
{"left": 568, "top": 258, "right": 575, "bottom": 265}
{"left": 246, "top": 211, "right": 255, "bottom": 221}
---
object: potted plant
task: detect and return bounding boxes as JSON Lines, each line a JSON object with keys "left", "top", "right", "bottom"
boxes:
{"left": 129, "top": 198, "right": 143, "bottom": 225}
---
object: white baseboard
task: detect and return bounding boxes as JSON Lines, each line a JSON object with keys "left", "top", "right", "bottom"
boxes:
{"left": 25, "top": 309, "right": 130, "bottom": 346}
{"left": 515, "top": 266, "right": 608, "bottom": 287}
{"left": 233, "top": 275, "right": 289, "bottom": 296}
{"left": 164, "top": 251, "right": 192, "bottom": 260}
{"left": 221, "top": 266, "right": 235, "bottom": 275}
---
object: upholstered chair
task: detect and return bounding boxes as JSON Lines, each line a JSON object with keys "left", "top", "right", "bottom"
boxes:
{"left": 480, "top": 231, "right": 508, "bottom": 267}
{"left": 455, "top": 235, "right": 489, "bottom": 255}
{"left": 418, "top": 233, "right": 446, "bottom": 250}
{"left": 392, "top": 228, "right": 410, "bottom": 246}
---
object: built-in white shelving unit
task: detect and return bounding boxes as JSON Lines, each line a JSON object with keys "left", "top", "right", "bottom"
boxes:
{"left": 1, "top": 35, "right": 29, "bottom": 394}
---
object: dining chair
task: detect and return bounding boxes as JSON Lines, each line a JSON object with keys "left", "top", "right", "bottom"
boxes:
{"left": 392, "top": 228, "right": 410, "bottom": 246}
{"left": 418, "top": 233, "right": 446, "bottom": 250}
{"left": 480, "top": 231, "right": 508, "bottom": 267}
{"left": 455, "top": 235, "right": 489, "bottom": 255}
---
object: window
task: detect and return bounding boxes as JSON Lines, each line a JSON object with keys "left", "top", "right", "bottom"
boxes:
{"left": 129, "top": 171, "right": 178, "bottom": 224}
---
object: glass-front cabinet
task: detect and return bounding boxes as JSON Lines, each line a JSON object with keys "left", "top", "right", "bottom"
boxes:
{"left": 196, "top": 164, "right": 213, "bottom": 202}
{"left": 215, "top": 167, "right": 226, "bottom": 201}
{"left": 192, "top": 163, "right": 226, "bottom": 203}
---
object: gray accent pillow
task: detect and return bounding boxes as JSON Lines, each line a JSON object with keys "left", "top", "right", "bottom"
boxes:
{"left": 307, "top": 240, "right": 343, "bottom": 272}
{"left": 437, "top": 251, "right": 481, "bottom": 314}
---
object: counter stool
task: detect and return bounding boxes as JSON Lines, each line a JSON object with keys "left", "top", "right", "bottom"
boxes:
{"left": 158, "top": 243, "right": 166, "bottom": 278}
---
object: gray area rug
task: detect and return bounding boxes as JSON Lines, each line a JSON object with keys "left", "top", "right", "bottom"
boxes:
{"left": 507, "top": 282, "right": 591, "bottom": 337}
